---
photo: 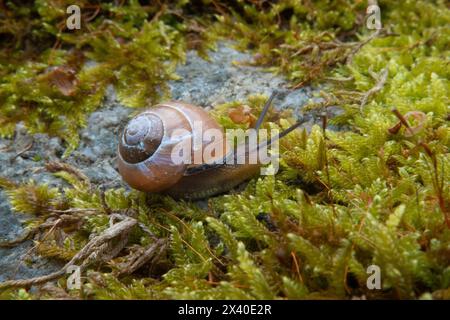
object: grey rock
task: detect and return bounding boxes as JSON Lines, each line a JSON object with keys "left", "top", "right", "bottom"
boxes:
{"left": 169, "top": 43, "right": 313, "bottom": 114}
{"left": 0, "top": 191, "right": 62, "bottom": 283}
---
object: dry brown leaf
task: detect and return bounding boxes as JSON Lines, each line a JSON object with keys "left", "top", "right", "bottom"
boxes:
{"left": 228, "top": 105, "right": 257, "bottom": 127}
{"left": 46, "top": 67, "right": 79, "bottom": 96}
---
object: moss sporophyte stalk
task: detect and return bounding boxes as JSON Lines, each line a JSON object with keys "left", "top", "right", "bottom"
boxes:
{"left": 0, "top": 1, "right": 449, "bottom": 299}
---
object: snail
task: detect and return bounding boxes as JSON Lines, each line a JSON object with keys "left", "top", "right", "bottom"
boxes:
{"left": 117, "top": 92, "right": 304, "bottom": 200}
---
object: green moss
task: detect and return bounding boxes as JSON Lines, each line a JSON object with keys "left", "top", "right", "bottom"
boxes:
{"left": 0, "top": 0, "right": 449, "bottom": 300}
{"left": 0, "top": 1, "right": 185, "bottom": 154}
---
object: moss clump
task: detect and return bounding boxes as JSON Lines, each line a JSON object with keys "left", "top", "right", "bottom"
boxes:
{"left": 0, "top": 1, "right": 449, "bottom": 300}
{"left": 0, "top": 1, "right": 187, "bottom": 154}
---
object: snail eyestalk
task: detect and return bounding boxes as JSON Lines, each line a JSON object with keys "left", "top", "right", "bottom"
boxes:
{"left": 254, "top": 90, "right": 279, "bottom": 130}
{"left": 185, "top": 95, "right": 305, "bottom": 176}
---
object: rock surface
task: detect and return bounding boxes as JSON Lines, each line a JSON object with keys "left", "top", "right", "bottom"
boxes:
{"left": 0, "top": 42, "right": 322, "bottom": 282}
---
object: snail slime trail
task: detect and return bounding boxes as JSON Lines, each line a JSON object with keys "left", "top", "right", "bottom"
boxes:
{"left": 117, "top": 94, "right": 304, "bottom": 199}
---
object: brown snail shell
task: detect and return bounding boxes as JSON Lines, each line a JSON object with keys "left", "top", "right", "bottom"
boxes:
{"left": 117, "top": 102, "right": 228, "bottom": 195}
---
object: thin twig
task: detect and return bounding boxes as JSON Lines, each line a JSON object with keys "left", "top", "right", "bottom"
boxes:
{"left": 116, "top": 239, "right": 168, "bottom": 276}
{"left": 346, "top": 29, "right": 382, "bottom": 65}
{"left": 45, "top": 161, "right": 90, "bottom": 185}
{"left": 360, "top": 67, "right": 388, "bottom": 111}
{"left": 0, "top": 217, "right": 137, "bottom": 290}
{"left": 9, "top": 141, "right": 33, "bottom": 162}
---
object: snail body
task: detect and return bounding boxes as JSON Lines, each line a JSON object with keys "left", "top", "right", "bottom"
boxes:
{"left": 117, "top": 101, "right": 261, "bottom": 200}
{"left": 165, "top": 160, "right": 261, "bottom": 200}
